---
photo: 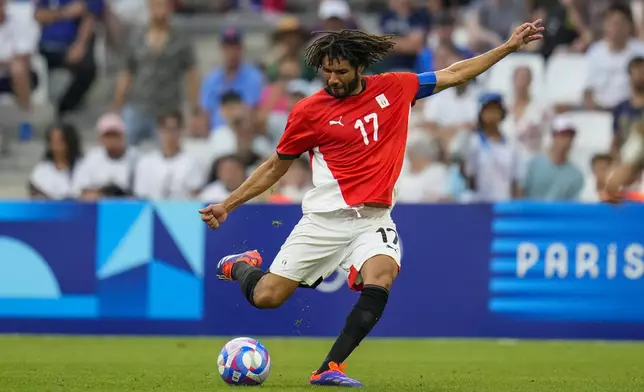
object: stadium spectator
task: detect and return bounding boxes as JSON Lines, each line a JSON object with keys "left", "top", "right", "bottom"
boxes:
{"left": 586, "top": 0, "right": 633, "bottom": 40}
{"left": 465, "top": 93, "right": 523, "bottom": 202}
{"left": 104, "top": 0, "right": 149, "bottom": 54}
{"left": 265, "top": 79, "right": 312, "bottom": 148}
{"left": 379, "top": 0, "right": 430, "bottom": 72}
{"left": 211, "top": 90, "right": 246, "bottom": 132}
{"left": 428, "top": 41, "right": 461, "bottom": 72}
{"left": 35, "top": 0, "right": 103, "bottom": 119}
{"left": 422, "top": 52, "right": 480, "bottom": 155}
{"left": 257, "top": 56, "right": 303, "bottom": 121}
{"left": 418, "top": 12, "right": 473, "bottom": 72}
{"left": 398, "top": 132, "right": 449, "bottom": 202}
{"left": 199, "top": 154, "right": 247, "bottom": 202}
{"left": 133, "top": 110, "right": 204, "bottom": 199}
{"left": 466, "top": 0, "right": 526, "bottom": 53}
{"left": 503, "top": 66, "right": 549, "bottom": 163}
{"left": 317, "top": 0, "right": 354, "bottom": 32}
{"left": 73, "top": 113, "right": 137, "bottom": 200}
{"left": 584, "top": 4, "right": 644, "bottom": 111}
{"left": 0, "top": 0, "right": 39, "bottom": 136}
{"left": 265, "top": 16, "right": 316, "bottom": 82}
{"left": 29, "top": 122, "right": 82, "bottom": 199}
{"left": 612, "top": 57, "right": 644, "bottom": 156}
{"left": 580, "top": 153, "right": 613, "bottom": 202}
{"left": 200, "top": 26, "right": 264, "bottom": 130}
{"left": 523, "top": 116, "right": 584, "bottom": 200}
{"left": 270, "top": 157, "right": 312, "bottom": 202}
{"left": 210, "top": 102, "right": 272, "bottom": 170}
{"left": 113, "top": 0, "right": 200, "bottom": 146}
{"left": 529, "top": 0, "right": 591, "bottom": 58}
{"left": 445, "top": 151, "right": 475, "bottom": 203}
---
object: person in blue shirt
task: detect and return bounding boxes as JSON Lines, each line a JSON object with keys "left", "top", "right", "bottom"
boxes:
{"left": 379, "top": 0, "right": 430, "bottom": 72}
{"left": 35, "top": 0, "right": 102, "bottom": 118}
{"left": 199, "top": 27, "right": 264, "bottom": 131}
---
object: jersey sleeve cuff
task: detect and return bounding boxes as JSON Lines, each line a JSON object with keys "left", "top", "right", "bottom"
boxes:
{"left": 276, "top": 152, "right": 301, "bottom": 160}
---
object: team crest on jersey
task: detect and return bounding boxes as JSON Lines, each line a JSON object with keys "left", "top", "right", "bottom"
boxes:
{"left": 376, "top": 94, "right": 390, "bottom": 109}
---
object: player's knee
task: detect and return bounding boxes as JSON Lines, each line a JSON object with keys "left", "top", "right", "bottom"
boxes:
{"left": 252, "top": 273, "right": 298, "bottom": 309}
{"left": 252, "top": 289, "right": 287, "bottom": 309}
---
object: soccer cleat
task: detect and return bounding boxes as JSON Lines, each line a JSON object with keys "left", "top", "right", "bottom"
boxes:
{"left": 216, "top": 250, "right": 263, "bottom": 281}
{"left": 309, "top": 362, "right": 363, "bottom": 387}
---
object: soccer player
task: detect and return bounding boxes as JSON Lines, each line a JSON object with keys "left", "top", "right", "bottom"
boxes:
{"left": 200, "top": 22, "right": 544, "bottom": 387}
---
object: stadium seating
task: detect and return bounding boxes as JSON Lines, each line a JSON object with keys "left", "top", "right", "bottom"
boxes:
{"left": 544, "top": 53, "right": 587, "bottom": 106}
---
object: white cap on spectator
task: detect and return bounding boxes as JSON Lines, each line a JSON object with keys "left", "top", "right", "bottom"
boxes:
{"left": 318, "top": 0, "right": 351, "bottom": 21}
{"left": 97, "top": 113, "right": 126, "bottom": 135}
{"left": 552, "top": 115, "right": 577, "bottom": 135}
{"left": 286, "top": 79, "right": 313, "bottom": 97}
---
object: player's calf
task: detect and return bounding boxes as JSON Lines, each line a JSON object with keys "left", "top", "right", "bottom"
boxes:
{"left": 251, "top": 274, "right": 299, "bottom": 309}
{"left": 316, "top": 255, "right": 397, "bottom": 375}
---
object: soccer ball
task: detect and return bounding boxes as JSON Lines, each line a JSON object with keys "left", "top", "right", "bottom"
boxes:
{"left": 217, "top": 337, "right": 271, "bottom": 386}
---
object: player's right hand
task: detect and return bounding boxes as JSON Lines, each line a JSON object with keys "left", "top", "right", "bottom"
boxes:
{"left": 506, "top": 19, "right": 544, "bottom": 52}
{"left": 199, "top": 204, "right": 228, "bottom": 230}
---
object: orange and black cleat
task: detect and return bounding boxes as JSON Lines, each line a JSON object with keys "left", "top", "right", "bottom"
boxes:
{"left": 216, "top": 250, "right": 263, "bottom": 281}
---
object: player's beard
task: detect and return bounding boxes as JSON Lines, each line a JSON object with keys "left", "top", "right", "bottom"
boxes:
{"left": 326, "top": 74, "right": 361, "bottom": 98}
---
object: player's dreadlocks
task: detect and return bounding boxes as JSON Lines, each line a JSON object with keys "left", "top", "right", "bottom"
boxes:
{"left": 304, "top": 30, "right": 395, "bottom": 70}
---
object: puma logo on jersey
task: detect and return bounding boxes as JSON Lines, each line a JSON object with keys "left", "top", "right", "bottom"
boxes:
{"left": 329, "top": 116, "right": 344, "bottom": 126}
{"left": 376, "top": 94, "right": 390, "bottom": 109}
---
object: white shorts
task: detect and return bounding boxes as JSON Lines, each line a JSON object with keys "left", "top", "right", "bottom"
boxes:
{"left": 269, "top": 207, "right": 401, "bottom": 291}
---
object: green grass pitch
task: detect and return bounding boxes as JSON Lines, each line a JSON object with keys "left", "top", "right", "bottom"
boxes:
{"left": 1, "top": 336, "right": 643, "bottom": 391}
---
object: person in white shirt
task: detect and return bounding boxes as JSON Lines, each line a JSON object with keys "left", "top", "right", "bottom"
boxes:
{"left": 73, "top": 113, "right": 137, "bottom": 200}
{"left": 466, "top": 93, "right": 523, "bottom": 202}
{"left": 584, "top": 4, "right": 644, "bottom": 110}
{"left": 0, "top": 0, "right": 40, "bottom": 132}
{"left": 580, "top": 153, "right": 613, "bottom": 202}
{"left": 29, "top": 122, "right": 83, "bottom": 199}
{"left": 199, "top": 155, "right": 246, "bottom": 202}
{"left": 503, "top": 66, "right": 549, "bottom": 164}
{"left": 133, "top": 110, "right": 204, "bottom": 199}
{"left": 398, "top": 131, "right": 449, "bottom": 202}
{"left": 422, "top": 74, "right": 480, "bottom": 155}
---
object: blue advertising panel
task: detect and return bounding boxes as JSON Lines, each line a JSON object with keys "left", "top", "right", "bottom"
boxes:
{"left": 0, "top": 201, "right": 642, "bottom": 339}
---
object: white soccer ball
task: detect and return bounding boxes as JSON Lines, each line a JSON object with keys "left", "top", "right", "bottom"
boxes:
{"left": 217, "top": 337, "right": 271, "bottom": 386}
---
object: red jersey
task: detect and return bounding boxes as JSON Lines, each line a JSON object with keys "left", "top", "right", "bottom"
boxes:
{"left": 276, "top": 72, "right": 421, "bottom": 213}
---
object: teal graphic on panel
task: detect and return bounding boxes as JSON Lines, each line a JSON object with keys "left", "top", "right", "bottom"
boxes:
{"left": 0, "top": 201, "right": 205, "bottom": 320}
{"left": 96, "top": 201, "right": 205, "bottom": 319}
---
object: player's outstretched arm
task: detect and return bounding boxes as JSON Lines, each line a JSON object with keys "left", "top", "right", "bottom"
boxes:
{"left": 199, "top": 154, "right": 293, "bottom": 229}
{"left": 223, "top": 154, "right": 292, "bottom": 211}
{"left": 432, "top": 19, "right": 544, "bottom": 94}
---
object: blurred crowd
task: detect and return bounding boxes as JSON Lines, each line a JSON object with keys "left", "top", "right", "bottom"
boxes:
{"left": 1, "top": 0, "right": 644, "bottom": 203}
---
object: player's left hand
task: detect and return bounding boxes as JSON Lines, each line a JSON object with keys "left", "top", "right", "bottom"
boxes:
{"left": 506, "top": 19, "right": 545, "bottom": 52}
